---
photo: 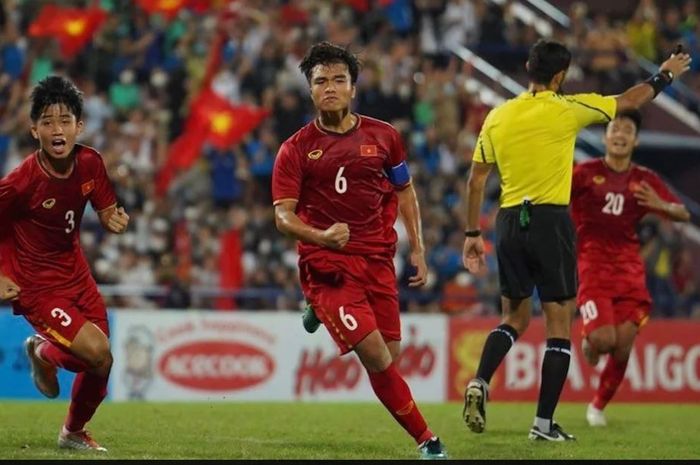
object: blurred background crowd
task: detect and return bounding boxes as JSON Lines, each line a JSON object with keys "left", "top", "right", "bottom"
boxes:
{"left": 1, "top": 0, "right": 700, "bottom": 319}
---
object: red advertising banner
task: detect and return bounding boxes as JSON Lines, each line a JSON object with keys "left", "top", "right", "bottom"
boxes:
{"left": 448, "top": 317, "right": 700, "bottom": 403}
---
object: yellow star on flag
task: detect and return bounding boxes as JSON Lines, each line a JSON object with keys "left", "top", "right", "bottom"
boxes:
{"left": 65, "top": 19, "right": 87, "bottom": 36}
{"left": 158, "top": 0, "right": 185, "bottom": 9}
{"left": 211, "top": 112, "right": 234, "bottom": 135}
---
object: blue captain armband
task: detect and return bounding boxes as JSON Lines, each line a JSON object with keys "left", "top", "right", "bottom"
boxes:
{"left": 387, "top": 161, "right": 410, "bottom": 187}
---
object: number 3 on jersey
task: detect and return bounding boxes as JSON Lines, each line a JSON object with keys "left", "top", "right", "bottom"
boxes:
{"left": 65, "top": 210, "right": 75, "bottom": 233}
{"left": 602, "top": 192, "right": 624, "bottom": 216}
{"left": 335, "top": 167, "right": 347, "bottom": 194}
{"left": 51, "top": 307, "right": 72, "bottom": 327}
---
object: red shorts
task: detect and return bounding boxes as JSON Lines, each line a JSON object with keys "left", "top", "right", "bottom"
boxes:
{"left": 577, "top": 288, "right": 651, "bottom": 337}
{"left": 300, "top": 251, "right": 399, "bottom": 355}
{"left": 13, "top": 277, "right": 109, "bottom": 349}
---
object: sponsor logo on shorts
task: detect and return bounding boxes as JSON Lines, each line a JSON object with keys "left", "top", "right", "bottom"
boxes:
{"left": 159, "top": 340, "right": 275, "bottom": 391}
{"left": 307, "top": 149, "right": 323, "bottom": 160}
{"left": 42, "top": 198, "right": 56, "bottom": 209}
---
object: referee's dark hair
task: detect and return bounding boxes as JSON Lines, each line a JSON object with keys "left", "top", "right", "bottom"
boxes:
{"left": 614, "top": 109, "right": 643, "bottom": 133}
{"left": 526, "top": 40, "right": 572, "bottom": 85}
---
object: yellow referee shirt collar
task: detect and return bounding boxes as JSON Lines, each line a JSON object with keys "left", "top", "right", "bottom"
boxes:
{"left": 523, "top": 90, "right": 556, "bottom": 98}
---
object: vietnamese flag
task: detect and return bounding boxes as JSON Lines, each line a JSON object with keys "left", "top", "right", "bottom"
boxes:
{"left": 188, "top": 89, "right": 269, "bottom": 150}
{"left": 135, "top": 0, "right": 188, "bottom": 19}
{"left": 136, "top": 0, "right": 231, "bottom": 18}
{"left": 29, "top": 6, "right": 107, "bottom": 59}
{"left": 155, "top": 125, "right": 208, "bottom": 196}
{"left": 155, "top": 89, "right": 268, "bottom": 196}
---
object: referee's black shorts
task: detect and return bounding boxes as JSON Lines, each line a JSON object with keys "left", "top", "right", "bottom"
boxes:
{"left": 495, "top": 204, "right": 577, "bottom": 302}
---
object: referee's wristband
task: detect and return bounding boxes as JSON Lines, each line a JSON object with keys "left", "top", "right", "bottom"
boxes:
{"left": 645, "top": 70, "right": 673, "bottom": 98}
{"left": 464, "top": 229, "right": 481, "bottom": 237}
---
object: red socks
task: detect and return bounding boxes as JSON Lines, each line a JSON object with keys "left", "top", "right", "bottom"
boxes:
{"left": 367, "top": 363, "right": 433, "bottom": 444}
{"left": 592, "top": 356, "right": 629, "bottom": 410}
{"left": 38, "top": 340, "right": 90, "bottom": 373}
{"left": 64, "top": 372, "right": 109, "bottom": 432}
{"left": 36, "top": 340, "right": 108, "bottom": 432}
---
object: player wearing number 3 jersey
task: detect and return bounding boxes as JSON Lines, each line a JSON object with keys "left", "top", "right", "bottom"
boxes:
{"left": 272, "top": 42, "right": 446, "bottom": 459}
{"left": 0, "top": 76, "right": 129, "bottom": 451}
{"left": 571, "top": 110, "right": 689, "bottom": 427}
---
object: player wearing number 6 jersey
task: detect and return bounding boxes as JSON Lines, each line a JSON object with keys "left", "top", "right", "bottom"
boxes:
{"left": 571, "top": 109, "right": 689, "bottom": 427}
{"left": 272, "top": 42, "right": 446, "bottom": 460}
{"left": 0, "top": 76, "right": 129, "bottom": 451}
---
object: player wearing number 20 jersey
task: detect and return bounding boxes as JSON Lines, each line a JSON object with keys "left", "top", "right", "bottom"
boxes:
{"left": 570, "top": 109, "right": 689, "bottom": 428}
{"left": 571, "top": 154, "right": 680, "bottom": 333}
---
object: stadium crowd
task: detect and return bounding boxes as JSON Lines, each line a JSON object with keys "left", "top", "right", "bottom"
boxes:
{"left": 1, "top": 0, "right": 699, "bottom": 318}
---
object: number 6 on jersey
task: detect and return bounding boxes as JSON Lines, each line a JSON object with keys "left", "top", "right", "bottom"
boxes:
{"left": 335, "top": 166, "right": 347, "bottom": 194}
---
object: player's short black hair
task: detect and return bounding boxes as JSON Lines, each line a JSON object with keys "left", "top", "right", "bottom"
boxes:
{"left": 299, "top": 41, "right": 360, "bottom": 85}
{"left": 614, "top": 109, "right": 642, "bottom": 133}
{"left": 526, "top": 39, "right": 572, "bottom": 85}
{"left": 30, "top": 75, "right": 83, "bottom": 122}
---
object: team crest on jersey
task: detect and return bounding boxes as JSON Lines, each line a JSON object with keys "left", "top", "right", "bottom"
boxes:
{"left": 81, "top": 179, "right": 95, "bottom": 196}
{"left": 42, "top": 198, "right": 56, "bottom": 209}
{"left": 307, "top": 149, "right": 323, "bottom": 160}
{"left": 593, "top": 175, "right": 605, "bottom": 185}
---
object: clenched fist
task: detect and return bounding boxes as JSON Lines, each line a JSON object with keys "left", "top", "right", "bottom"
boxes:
{"left": 320, "top": 223, "right": 350, "bottom": 250}
{"left": 107, "top": 206, "right": 130, "bottom": 234}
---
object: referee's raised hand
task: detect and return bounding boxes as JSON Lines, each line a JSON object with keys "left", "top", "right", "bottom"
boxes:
{"left": 463, "top": 236, "right": 486, "bottom": 273}
{"left": 660, "top": 48, "right": 692, "bottom": 79}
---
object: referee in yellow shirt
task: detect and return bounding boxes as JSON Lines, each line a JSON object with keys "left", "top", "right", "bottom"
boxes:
{"left": 461, "top": 39, "right": 691, "bottom": 441}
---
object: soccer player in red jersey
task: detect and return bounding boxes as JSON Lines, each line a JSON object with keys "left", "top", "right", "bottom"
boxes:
{"left": 571, "top": 109, "right": 689, "bottom": 427}
{"left": 0, "top": 76, "right": 129, "bottom": 451}
{"left": 272, "top": 42, "right": 446, "bottom": 459}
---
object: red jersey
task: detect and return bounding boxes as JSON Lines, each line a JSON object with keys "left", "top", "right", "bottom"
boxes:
{"left": 272, "top": 115, "right": 406, "bottom": 257}
{"left": 570, "top": 158, "right": 679, "bottom": 295}
{"left": 0, "top": 145, "right": 116, "bottom": 299}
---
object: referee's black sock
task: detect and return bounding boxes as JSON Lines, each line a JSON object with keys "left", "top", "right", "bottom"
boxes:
{"left": 475, "top": 324, "right": 519, "bottom": 384}
{"left": 535, "top": 338, "right": 571, "bottom": 432}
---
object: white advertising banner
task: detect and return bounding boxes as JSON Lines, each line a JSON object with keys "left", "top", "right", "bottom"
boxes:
{"left": 110, "top": 310, "right": 447, "bottom": 402}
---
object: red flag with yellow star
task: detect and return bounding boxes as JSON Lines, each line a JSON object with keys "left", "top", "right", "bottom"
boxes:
{"left": 188, "top": 89, "right": 269, "bottom": 150}
{"left": 135, "top": 0, "right": 188, "bottom": 19}
{"left": 155, "top": 126, "right": 208, "bottom": 196}
{"left": 29, "top": 6, "right": 107, "bottom": 59}
{"left": 136, "top": 0, "right": 231, "bottom": 18}
{"left": 155, "top": 89, "right": 268, "bottom": 196}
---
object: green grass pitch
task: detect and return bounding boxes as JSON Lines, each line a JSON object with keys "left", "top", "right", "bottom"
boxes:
{"left": 1, "top": 401, "right": 699, "bottom": 459}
